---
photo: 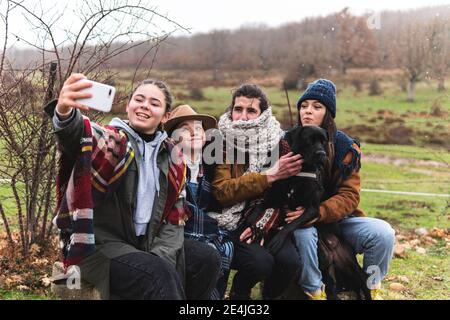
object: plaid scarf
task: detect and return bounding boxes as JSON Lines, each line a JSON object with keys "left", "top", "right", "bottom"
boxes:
{"left": 162, "top": 141, "right": 188, "bottom": 225}
{"left": 184, "top": 164, "right": 219, "bottom": 239}
{"left": 55, "top": 117, "right": 187, "bottom": 270}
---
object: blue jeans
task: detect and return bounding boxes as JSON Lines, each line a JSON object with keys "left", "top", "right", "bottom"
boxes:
{"left": 293, "top": 217, "right": 395, "bottom": 293}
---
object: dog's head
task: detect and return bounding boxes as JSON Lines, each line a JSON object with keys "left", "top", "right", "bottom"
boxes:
{"left": 285, "top": 126, "right": 328, "bottom": 168}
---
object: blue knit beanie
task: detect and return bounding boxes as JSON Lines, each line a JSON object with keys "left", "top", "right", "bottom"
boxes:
{"left": 296, "top": 79, "right": 336, "bottom": 118}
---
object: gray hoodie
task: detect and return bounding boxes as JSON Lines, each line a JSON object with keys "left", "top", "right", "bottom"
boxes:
{"left": 110, "top": 118, "right": 167, "bottom": 236}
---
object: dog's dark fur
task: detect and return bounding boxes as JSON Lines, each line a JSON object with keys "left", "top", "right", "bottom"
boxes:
{"left": 237, "top": 125, "right": 371, "bottom": 300}
{"left": 262, "top": 126, "right": 328, "bottom": 254}
{"left": 316, "top": 223, "right": 371, "bottom": 300}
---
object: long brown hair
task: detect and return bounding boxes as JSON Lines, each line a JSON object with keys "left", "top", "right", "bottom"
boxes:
{"left": 320, "top": 110, "right": 337, "bottom": 184}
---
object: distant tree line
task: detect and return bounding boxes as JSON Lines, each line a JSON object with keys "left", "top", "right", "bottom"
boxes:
{"left": 6, "top": 6, "right": 450, "bottom": 99}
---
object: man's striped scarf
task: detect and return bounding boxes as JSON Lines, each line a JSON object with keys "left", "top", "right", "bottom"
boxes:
{"left": 55, "top": 117, "right": 187, "bottom": 270}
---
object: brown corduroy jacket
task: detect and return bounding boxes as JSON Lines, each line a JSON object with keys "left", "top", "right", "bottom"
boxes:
{"left": 319, "top": 152, "right": 365, "bottom": 224}
{"left": 212, "top": 152, "right": 365, "bottom": 224}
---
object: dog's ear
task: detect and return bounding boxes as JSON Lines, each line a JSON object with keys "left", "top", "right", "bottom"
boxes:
{"left": 287, "top": 125, "right": 305, "bottom": 144}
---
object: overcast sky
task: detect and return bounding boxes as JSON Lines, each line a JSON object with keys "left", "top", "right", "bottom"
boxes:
{"left": 1, "top": 0, "right": 449, "bottom": 49}
{"left": 157, "top": 0, "right": 449, "bottom": 34}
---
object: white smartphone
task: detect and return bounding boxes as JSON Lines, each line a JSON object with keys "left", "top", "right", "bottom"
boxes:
{"left": 76, "top": 79, "right": 116, "bottom": 112}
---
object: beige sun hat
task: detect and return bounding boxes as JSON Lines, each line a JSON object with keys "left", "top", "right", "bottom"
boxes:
{"left": 163, "top": 104, "right": 217, "bottom": 134}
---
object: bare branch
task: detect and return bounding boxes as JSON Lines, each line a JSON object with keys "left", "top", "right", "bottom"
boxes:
{"left": 9, "top": 0, "right": 63, "bottom": 81}
{"left": 0, "top": 0, "right": 11, "bottom": 75}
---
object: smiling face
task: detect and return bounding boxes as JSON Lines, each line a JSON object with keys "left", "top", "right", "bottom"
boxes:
{"left": 298, "top": 99, "right": 327, "bottom": 127}
{"left": 172, "top": 120, "right": 206, "bottom": 155}
{"left": 126, "top": 84, "right": 169, "bottom": 134}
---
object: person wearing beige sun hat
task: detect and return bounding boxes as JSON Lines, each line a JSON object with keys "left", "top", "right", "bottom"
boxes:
{"left": 165, "top": 104, "right": 233, "bottom": 300}
{"left": 164, "top": 104, "right": 217, "bottom": 135}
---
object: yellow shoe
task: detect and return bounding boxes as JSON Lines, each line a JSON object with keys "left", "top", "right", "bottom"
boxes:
{"left": 305, "top": 286, "right": 327, "bottom": 300}
{"left": 371, "top": 289, "right": 384, "bottom": 300}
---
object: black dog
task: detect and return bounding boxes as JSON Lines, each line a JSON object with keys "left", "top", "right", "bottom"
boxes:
{"left": 262, "top": 125, "right": 328, "bottom": 254}
{"left": 236, "top": 125, "right": 326, "bottom": 252}
{"left": 237, "top": 125, "right": 371, "bottom": 300}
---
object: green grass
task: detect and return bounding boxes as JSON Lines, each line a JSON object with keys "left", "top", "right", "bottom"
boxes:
{"left": 360, "top": 146, "right": 449, "bottom": 230}
{"left": 341, "top": 84, "right": 447, "bottom": 111}
{"left": 384, "top": 246, "right": 449, "bottom": 300}
{"left": 363, "top": 143, "right": 450, "bottom": 163}
{"left": 0, "top": 182, "right": 23, "bottom": 232}
{"left": 361, "top": 193, "right": 449, "bottom": 230}
{"left": 0, "top": 289, "right": 57, "bottom": 300}
{"left": 362, "top": 162, "right": 449, "bottom": 194}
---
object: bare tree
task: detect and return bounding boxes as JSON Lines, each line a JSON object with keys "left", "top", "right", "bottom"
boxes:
{"left": 151, "top": 6, "right": 450, "bottom": 83}
{"left": 333, "top": 8, "right": 378, "bottom": 75}
{"left": 206, "top": 30, "right": 231, "bottom": 82}
{"left": 427, "top": 17, "right": 450, "bottom": 92}
{"left": 0, "top": 0, "right": 184, "bottom": 256}
{"left": 397, "top": 22, "right": 431, "bottom": 102}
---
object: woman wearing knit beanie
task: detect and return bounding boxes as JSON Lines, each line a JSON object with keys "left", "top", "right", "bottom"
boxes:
{"left": 211, "top": 84, "right": 303, "bottom": 299}
{"left": 292, "top": 79, "right": 395, "bottom": 300}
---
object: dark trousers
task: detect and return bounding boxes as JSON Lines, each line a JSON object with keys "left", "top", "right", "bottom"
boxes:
{"left": 109, "top": 239, "right": 221, "bottom": 300}
{"left": 230, "top": 236, "right": 299, "bottom": 299}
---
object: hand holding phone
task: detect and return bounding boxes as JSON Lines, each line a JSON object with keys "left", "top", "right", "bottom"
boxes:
{"left": 56, "top": 74, "right": 116, "bottom": 116}
{"left": 76, "top": 79, "right": 116, "bottom": 112}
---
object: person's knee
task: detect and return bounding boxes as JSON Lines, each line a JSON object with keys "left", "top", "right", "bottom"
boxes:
{"left": 251, "top": 252, "right": 275, "bottom": 279}
{"left": 293, "top": 227, "right": 318, "bottom": 249}
{"left": 278, "top": 254, "right": 299, "bottom": 276}
{"left": 111, "top": 253, "right": 184, "bottom": 299}
{"left": 198, "top": 242, "right": 221, "bottom": 270}
{"left": 203, "top": 244, "right": 222, "bottom": 274}
{"left": 276, "top": 245, "right": 300, "bottom": 274}
{"left": 152, "top": 256, "right": 181, "bottom": 283}
{"left": 367, "top": 219, "right": 396, "bottom": 249}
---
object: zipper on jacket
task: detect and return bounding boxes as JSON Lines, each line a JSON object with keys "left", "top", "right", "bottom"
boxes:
{"left": 142, "top": 140, "right": 145, "bottom": 162}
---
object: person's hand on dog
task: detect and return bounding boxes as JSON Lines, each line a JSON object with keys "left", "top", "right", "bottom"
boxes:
{"left": 264, "top": 152, "right": 303, "bottom": 185}
{"left": 56, "top": 73, "right": 93, "bottom": 118}
{"left": 240, "top": 227, "right": 265, "bottom": 246}
{"left": 285, "top": 206, "right": 305, "bottom": 224}
{"left": 284, "top": 205, "right": 320, "bottom": 226}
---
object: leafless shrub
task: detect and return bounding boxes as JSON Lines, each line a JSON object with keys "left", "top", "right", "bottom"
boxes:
{"left": 0, "top": 0, "right": 183, "bottom": 256}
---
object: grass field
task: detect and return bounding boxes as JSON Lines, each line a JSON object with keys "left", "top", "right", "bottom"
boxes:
{"left": 0, "top": 76, "right": 449, "bottom": 300}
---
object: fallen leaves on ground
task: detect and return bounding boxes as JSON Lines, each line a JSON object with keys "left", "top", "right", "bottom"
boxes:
{"left": 0, "top": 231, "right": 59, "bottom": 295}
{"left": 389, "top": 282, "right": 406, "bottom": 291}
{"left": 394, "top": 227, "right": 449, "bottom": 259}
